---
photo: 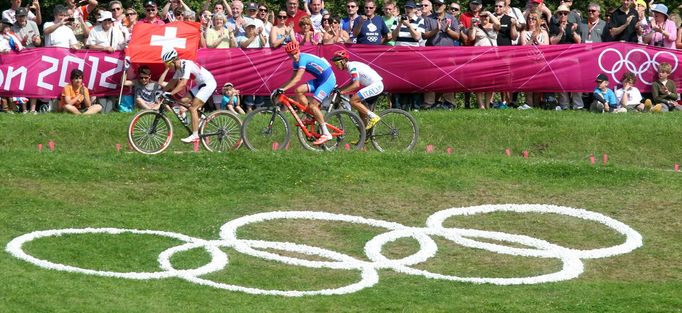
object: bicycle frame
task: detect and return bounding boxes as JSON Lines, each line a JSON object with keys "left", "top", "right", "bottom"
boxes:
{"left": 154, "top": 98, "right": 208, "bottom": 135}
{"left": 275, "top": 94, "right": 346, "bottom": 140}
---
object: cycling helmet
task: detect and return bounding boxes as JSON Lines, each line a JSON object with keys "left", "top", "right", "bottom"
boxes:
{"left": 161, "top": 48, "right": 178, "bottom": 62}
{"left": 331, "top": 50, "right": 349, "bottom": 62}
{"left": 284, "top": 41, "right": 299, "bottom": 54}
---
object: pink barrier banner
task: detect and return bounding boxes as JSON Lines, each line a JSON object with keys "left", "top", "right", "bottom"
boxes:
{"left": 1, "top": 43, "right": 679, "bottom": 98}
{"left": 0, "top": 47, "right": 125, "bottom": 98}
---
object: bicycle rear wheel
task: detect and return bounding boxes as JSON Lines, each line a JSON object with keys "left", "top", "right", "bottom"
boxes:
{"left": 128, "top": 110, "right": 173, "bottom": 155}
{"left": 241, "top": 107, "right": 290, "bottom": 151}
{"left": 369, "top": 109, "right": 419, "bottom": 152}
{"left": 321, "top": 110, "right": 366, "bottom": 151}
{"left": 199, "top": 110, "right": 243, "bottom": 152}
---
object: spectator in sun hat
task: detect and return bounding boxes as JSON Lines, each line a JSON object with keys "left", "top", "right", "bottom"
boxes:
{"left": 643, "top": 4, "right": 676, "bottom": 49}
{"left": 221, "top": 82, "right": 245, "bottom": 114}
{"left": 139, "top": 0, "right": 165, "bottom": 25}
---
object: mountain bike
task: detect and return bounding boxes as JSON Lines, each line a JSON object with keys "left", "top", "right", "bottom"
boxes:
{"left": 240, "top": 93, "right": 366, "bottom": 152}
{"left": 328, "top": 90, "right": 419, "bottom": 152}
{"left": 128, "top": 95, "right": 242, "bottom": 154}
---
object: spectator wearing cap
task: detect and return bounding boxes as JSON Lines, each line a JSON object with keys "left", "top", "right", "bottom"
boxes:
{"left": 206, "top": 12, "right": 236, "bottom": 48}
{"left": 108, "top": 1, "right": 130, "bottom": 43}
{"left": 11, "top": 7, "right": 41, "bottom": 48}
{"left": 591, "top": 73, "right": 617, "bottom": 113}
{"left": 392, "top": 1, "right": 424, "bottom": 47}
{"left": 243, "top": 2, "right": 265, "bottom": 37}
{"left": 139, "top": 1, "right": 165, "bottom": 25}
{"left": 220, "top": 82, "right": 245, "bottom": 114}
{"left": 162, "top": 0, "right": 193, "bottom": 23}
{"left": 609, "top": 0, "right": 639, "bottom": 43}
{"left": 43, "top": 5, "right": 80, "bottom": 49}
{"left": 579, "top": 3, "right": 610, "bottom": 43}
{"left": 643, "top": 4, "right": 676, "bottom": 49}
{"left": 342, "top": 0, "right": 360, "bottom": 43}
{"left": 308, "top": 0, "right": 325, "bottom": 32}
{"left": 285, "top": 0, "right": 309, "bottom": 33}
{"left": 2, "top": 0, "right": 41, "bottom": 25}
{"left": 352, "top": 0, "right": 389, "bottom": 45}
{"left": 237, "top": 19, "right": 267, "bottom": 111}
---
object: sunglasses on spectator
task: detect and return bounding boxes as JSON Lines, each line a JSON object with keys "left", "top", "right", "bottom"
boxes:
{"left": 450, "top": 7, "right": 459, "bottom": 11}
{"left": 364, "top": 6, "right": 375, "bottom": 9}
{"left": 111, "top": 7, "right": 122, "bottom": 11}
{"left": 588, "top": 9, "right": 598, "bottom": 13}
{"left": 146, "top": 8, "right": 156, "bottom": 12}
{"left": 557, "top": 12, "right": 568, "bottom": 16}
{"left": 347, "top": 5, "right": 356, "bottom": 8}
{"left": 494, "top": 5, "right": 503, "bottom": 7}
{"left": 259, "top": 8, "right": 267, "bottom": 12}
{"left": 126, "top": 12, "right": 136, "bottom": 16}
{"left": 139, "top": 76, "right": 150, "bottom": 80}
{"left": 277, "top": 15, "right": 287, "bottom": 19}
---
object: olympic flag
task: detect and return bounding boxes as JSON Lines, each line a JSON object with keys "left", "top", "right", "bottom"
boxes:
{"left": 0, "top": 42, "right": 679, "bottom": 98}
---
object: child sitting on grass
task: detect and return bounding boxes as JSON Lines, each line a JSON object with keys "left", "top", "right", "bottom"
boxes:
{"left": 61, "top": 69, "right": 102, "bottom": 115}
{"left": 592, "top": 73, "right": 626, "bottom": 113}
{"left": 651, "top": 62, "right": 681, "bottom": 112}
{"left": 221, "top": 82, "right": 245, "bottom": 115}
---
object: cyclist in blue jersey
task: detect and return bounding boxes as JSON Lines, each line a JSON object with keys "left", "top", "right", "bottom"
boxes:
{"left": 272, "top": 41, "right": 337, "bottom": 145}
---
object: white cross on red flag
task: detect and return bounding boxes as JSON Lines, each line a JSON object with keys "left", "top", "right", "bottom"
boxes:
{"left": 126, "top": 21, "right": 201, "bottom": 64}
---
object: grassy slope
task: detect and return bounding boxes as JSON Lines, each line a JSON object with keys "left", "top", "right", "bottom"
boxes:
{"left": 0, "top": 111, "right": 680, "bottom": 312}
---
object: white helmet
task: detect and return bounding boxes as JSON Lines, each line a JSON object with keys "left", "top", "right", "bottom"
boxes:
{"left": 161, "top": 49, "right": 178, "bottom": 62}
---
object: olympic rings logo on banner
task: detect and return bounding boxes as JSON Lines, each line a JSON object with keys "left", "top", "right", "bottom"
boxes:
{"left": 5, "top": 204, "right": 643, "bottom": 297}
{"left": 597, "top": 48, "right": 678, "bottom": 85}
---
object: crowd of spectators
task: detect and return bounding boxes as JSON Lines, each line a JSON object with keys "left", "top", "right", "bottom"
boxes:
{"left": 1, "top": 0, "right": 681, "bottom": 115}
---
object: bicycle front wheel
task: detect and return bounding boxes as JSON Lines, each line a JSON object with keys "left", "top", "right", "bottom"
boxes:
{"left": 128, "top": 110, "right": 173, "bottom": 155}
{"left": 370, "top": 109, "right": 419, "bottom": 152}
{"left": 241, "top": 107, "right": 291, "bottom": 151}
{"left": 199, "top": 110, "right": 243, "bottom": 152}
{"left": 322, "top": 110, "right": 366, "bottom": 151}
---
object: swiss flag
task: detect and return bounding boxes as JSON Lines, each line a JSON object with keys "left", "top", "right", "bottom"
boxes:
{"left": 126, "top": 21, "right": 201, "bottom": 64}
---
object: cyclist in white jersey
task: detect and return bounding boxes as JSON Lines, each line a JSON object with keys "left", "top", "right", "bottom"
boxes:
{"left": 161, "top": 48, "right": 217, "bottom": 143}
{"left": 330, "top": 50, "right": 382, "bottom": 129}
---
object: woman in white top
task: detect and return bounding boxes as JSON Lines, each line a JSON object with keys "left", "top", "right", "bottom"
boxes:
{"left": 519, "top": 11, "right": 548, "bottom": 109}
{"left": 468, "top": 11, "right": 500, "bottom": 109}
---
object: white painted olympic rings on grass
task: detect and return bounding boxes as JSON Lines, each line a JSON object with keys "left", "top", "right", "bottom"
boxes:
{"left": 5, "top": 204, "right": 643, "bottom": 297}
{"left": 598, "top": 48, "right": 678, "bottom": 85}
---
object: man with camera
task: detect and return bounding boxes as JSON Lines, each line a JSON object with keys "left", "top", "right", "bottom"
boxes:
{"left": 43, "top": 5, "right": 80, "bottom": 49}
{"left": 392, "top": 1, "right": 424, "bottom": 46}
{"left": 2, "top": 0, "right": 41, "bottom": 25}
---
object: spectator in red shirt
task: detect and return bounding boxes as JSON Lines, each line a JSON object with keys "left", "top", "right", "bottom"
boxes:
{"left": 285, "top": 0, "right": 309, "bottom": 33}
{"left": 139, "top": 0, "right": 165, "bottom": 25}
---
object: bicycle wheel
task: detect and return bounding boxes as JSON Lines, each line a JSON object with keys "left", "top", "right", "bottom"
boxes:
{"left": 321, "top": 110, "right": 366, "bottom": 151}
{"left": 199, "top": 110, "right": 243, "bottom": 152}
{"left": 369, "top": 109, "right": 419, "bottom": 152}
{"left": 128, "top": 110, "right": 173, "bottom": 155}
{"left": 295, "top": 111, "right": 327, "bottom": 152}
{"left": 241, "top": 107, "right": 290, "bottom": 151}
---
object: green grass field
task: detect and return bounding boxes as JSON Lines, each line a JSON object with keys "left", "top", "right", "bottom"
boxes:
{"left": 1, "top": 110, "right": 681, "bottom": 312}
